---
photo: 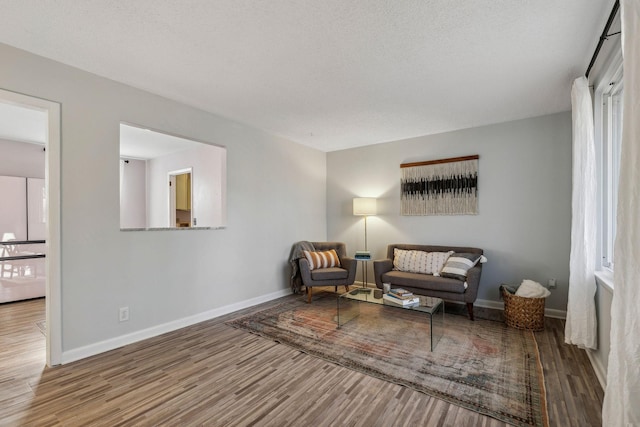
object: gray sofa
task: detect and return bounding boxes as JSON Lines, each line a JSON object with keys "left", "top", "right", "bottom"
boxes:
{"left": 374, "top": 244, "right": 484, "bottom": 320}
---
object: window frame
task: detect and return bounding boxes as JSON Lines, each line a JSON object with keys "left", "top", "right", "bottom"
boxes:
{"left": 593, "top": 50, "right": 623, "bottom": 271}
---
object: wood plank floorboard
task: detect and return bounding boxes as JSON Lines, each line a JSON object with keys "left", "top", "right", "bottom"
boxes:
{"left": 0, "top": 293, "right": 603, "bottom": 426}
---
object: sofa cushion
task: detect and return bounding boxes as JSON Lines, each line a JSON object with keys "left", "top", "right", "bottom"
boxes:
{"left": 303, "top": 249, "right": 341, "bottom": 270}
{"left": 381, "top": 271, "right": 467, "bottom": 294}
{"left": 440, "top": 253, "right": 482, "bottom": 281}
{"left": 393, "top": 249, "right": 453, "bottom": 275}
{"left": 311, "top": 267, "right": 348, "bottom": 281}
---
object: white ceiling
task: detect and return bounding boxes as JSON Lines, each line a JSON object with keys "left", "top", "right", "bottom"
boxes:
{"left": 0, "top": 1, "right": 612, "bottom": 152}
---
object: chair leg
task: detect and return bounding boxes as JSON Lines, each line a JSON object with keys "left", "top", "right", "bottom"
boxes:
{"left": 307, "top": 287, "right": 312, "bottom": 303}
{"left": 467, "top": 303, "right": 475, "bottom": 321}
{"left": 344, "top": 285, "right": 350, "bottom": 292}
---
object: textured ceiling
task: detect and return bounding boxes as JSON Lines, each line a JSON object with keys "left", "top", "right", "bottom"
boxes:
{"left": 0, "top": 1, "right": 612, "bottom": 151}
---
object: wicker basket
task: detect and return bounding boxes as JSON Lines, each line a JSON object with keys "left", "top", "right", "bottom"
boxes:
{"left": 501, "top": 285, "right": 546, "bottom": 331}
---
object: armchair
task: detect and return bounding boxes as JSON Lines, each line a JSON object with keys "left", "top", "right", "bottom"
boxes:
{"left": 298, "top": 242, "right": 357, "bottom": 303}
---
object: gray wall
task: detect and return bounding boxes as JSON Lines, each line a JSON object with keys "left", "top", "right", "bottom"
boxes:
{"left": 327, "top": 112, "right": 572, "bottom": 312}
{"left": 0, "top": 43, "right": 327, "bottom": 353}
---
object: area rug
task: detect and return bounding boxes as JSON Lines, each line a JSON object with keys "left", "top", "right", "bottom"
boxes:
{"left": 227, "top": 294, "right": 549, "bottom": 427}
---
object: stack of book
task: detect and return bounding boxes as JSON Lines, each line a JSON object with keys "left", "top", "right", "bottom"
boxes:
{"left": 383, "top": 288, "right": 420, "bottom": 306}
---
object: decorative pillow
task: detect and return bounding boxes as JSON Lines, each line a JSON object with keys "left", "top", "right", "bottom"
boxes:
{"left": 393, "top": 249, "right": 453, "bottom": 274}
{"left": 392, "top": 248, "right": 409, "bottom": 270}
{"left": 428, "top": 251, "right": 454, "bottom": 276}
{"left": 393, "top": 248, "right": 423, "bottom": 273}
{"left": 440, "top": 253, "right": 483, "bottom": 281}
{"left": 303, "top": 249, "right": 341, "bottom": 270}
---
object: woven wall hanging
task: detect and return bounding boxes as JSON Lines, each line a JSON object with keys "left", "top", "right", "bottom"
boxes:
{"left": 400, "top": 155, "right": 479, "bottom": 215}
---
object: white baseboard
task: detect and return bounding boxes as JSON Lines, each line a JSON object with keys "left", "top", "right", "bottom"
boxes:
{"left": 350, "top": 293, "right": 568, "bottom": 319}
{"left": 61, "top": 288, "right": 291, "bottom": 364}
{"left": 474, "top": 298, "right": 566, "bottom": 319}
{"left": 352, "top": 286, "right": 569, "bottom": 319}
{"left": 62, "top": 287, "right": 567, "bottom": 365}
{"left": 474, "top": 298, "right": 503, "bottom": 310}
{"left": 586, "top": 349, "right": 607, "bottom": 389}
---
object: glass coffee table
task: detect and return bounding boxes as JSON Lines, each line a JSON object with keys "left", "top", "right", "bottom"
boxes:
{"left": 337, "top": 288, "right": 444, "bottom": 351}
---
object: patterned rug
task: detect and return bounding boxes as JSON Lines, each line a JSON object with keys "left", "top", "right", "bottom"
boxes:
{"left": 227, "top": 294, "right": 548, "bottom": 427}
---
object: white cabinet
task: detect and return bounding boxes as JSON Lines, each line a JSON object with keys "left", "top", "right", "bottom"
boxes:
{"left": 0, "top": 176, "right": 46, "bottom": 302}
{"left": 0, "top": 176, "right": 45, "bottom": 241}
{"left": 27, "top": 178, "right": 46, "bottom": 240}
{"left": 0, "top": 176, "right": 27, "bottom": 241}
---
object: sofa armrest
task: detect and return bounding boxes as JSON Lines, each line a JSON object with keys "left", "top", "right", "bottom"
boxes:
{"left": 464, "top": 265, "right": 483, "bottom": 303}
{"left": 299, "top": 258, "right": 313, "bottom": 284}
{"left": 373, "top": 259, "right": 393, "bottom": 288}
{"left": 341, "top": 256, "right": 358, "bottom": 283}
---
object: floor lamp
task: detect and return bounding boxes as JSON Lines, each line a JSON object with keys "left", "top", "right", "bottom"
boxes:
{"left": 353, "top": 197, "right": 377, "bottom": 286}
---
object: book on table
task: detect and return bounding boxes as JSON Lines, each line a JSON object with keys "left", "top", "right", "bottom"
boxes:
{"left": 383, "top": 294, "right": 420, "bottom": 306}
{"left": 389, "top": 288, "right": 414, "bottom": 299}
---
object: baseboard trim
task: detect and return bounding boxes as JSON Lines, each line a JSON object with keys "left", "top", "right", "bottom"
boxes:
{"left": 65, "top": 287, "right": 567, "bottom": 364}
{"left": 474, "top": 298, "right": 566, "bottom": 319}
{"left": 351, "top": 289, "right": 568, "bottom": 319}
{"left": 61, "top": 288, "right": 291, "bottom": 364}
{"left": 474, "top": 298, "right": 503, "bottom": 311}
{"left": 586, "top": 349, "right": 607, "bottom": 389}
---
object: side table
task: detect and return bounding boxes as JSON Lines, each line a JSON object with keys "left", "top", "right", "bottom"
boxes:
{"left": 355, "top": 256, "right": 372, "bottom": 288}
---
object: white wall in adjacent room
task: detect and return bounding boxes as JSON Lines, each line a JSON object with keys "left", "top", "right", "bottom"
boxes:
{"left": 0, "top": 42, "right": 327, "bottom": 357}
{"left": 0, "top": 138, "right": 45, "bottom": 178}
{"left": 326, "top": 112, "right": 572, "bottom": 313}
{"left": 147, "top": 144, "right": 226, "bottom": 228}
{"left": 120, "top": 158, "right": 147, "bottom": 229}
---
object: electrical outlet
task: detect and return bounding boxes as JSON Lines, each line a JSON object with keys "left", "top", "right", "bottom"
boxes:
{"left": 119, "top": 306, "right": 129, "bottom": 322}
{"left": 548, "top": 278, "right": 557, "bottom": 289}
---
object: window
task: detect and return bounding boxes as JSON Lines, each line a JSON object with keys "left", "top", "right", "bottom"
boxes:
{"left": 594, "top": 54, "right": 623, "bottom": 270}
{"left": 119, "top": 123, "right": 227, "bottom": 230}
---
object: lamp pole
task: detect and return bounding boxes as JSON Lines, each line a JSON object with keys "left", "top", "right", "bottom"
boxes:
{"left": 364, "top": 215, "right": 368, "bottom": 252}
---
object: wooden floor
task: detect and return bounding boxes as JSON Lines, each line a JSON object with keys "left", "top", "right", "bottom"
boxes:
{"left": 0, "top": 294, "right": 603, "bottom": 426}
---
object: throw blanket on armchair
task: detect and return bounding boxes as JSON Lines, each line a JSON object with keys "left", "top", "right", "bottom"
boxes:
{"left": 289, "top": 241, "right": 315, "bottom": 294}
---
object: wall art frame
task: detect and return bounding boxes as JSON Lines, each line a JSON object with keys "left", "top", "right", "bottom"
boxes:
{"left": 400, "top": 155, "right": 479, "bottom": 216}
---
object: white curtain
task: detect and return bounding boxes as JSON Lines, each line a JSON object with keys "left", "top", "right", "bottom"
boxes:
{"left": 564, "top": 76, "right": 597, "bottom": 349}
{"left": 603, "top": 1, "right": 640, "bottom": 425}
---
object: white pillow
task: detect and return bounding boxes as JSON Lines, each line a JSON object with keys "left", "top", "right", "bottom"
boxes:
{"left": 429, "top": 251, "right": 454, "bottom": 276}
{"left": 393, "top": 249, "right": 453, "bottom": 275}
{"left": 393, "top": 249, "right": 426, "bottom": 273}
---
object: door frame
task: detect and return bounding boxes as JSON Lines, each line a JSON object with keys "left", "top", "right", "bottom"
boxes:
{"left": 0, "top": 88, "right": 62, "bottom": 366}
{"left": 168, "top": 167, "right": 193, "bottom": 227}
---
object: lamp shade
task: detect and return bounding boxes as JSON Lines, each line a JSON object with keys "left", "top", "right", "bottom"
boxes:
{"left": 353, "top": 197, "right": 377, "bottom": 216}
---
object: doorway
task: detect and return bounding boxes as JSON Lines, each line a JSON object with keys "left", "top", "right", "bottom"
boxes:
{"left": 0, "top": 89, "right": 61, "bottom": 366}
{"left": 168, "top": 168, "right": 193, "bottom": 227}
